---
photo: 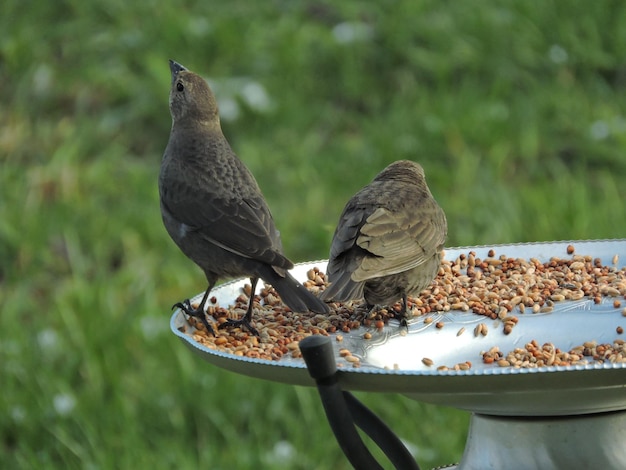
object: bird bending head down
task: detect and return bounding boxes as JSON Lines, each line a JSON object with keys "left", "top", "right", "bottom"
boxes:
{"left": 320, "top": 160, "right": 447, "bottom": 326}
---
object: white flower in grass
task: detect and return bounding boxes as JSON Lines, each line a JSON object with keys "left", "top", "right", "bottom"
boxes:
{"left": 53, "top": 393, "right": 76, "bottom": 416}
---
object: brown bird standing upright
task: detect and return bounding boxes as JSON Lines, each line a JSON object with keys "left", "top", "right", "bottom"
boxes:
{"left": 159, "top": 60, "right": 328, "bottom": 336}
{"left": 320, "top": 160, "right": 447, "bottom": 325}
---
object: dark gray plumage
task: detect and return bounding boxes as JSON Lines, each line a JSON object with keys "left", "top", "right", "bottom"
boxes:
{"left": 320, "top": 160, "right": 447, "bottom": 325}
{"left": 159, "top": 60, "right": 328, "bottom": 335}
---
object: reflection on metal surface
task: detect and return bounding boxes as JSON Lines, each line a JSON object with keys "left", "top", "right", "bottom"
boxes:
{"left": 458, "top": 411, "right": 626, "bottom": 469}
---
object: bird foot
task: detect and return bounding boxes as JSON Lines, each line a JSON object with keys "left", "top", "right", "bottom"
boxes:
{"left": 392, "top": 313, "right": 409, "bottom": 328}
{"left": 367, "top": 304, "right": 409, "bottom": 328}
{"left": 391, "top": 311, "right": 409, "bottom": 329}
{"left": 218, "top": 316, "right": 260, "bottom": 337}
{"left": 173, "top": 299, "right": 216, "bottom": 336}
{"left": 386, "top": 308, "right": 409, "bottom": 328}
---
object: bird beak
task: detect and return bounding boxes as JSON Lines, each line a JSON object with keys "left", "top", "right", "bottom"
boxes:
{"left": 169, "top": 60, "right": 187, "bottom": 84}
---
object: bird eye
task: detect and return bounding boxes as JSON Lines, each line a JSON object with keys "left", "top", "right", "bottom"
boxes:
{"left": 176, "top": 82, "right": 184, "bottom": 92}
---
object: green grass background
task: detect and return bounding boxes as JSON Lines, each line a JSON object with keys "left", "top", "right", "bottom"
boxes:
{"left": 2, "top": 1, "right": 626, "bottom": 468}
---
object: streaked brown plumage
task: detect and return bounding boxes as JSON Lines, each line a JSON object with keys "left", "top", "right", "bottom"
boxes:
{"left": 320, "top": 160, "right": 447, "bottom": 325}
{"left": 159, "top": 60, "right": 328, "bottom": 335}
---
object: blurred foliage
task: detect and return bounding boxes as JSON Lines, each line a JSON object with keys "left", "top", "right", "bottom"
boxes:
{"left": 1, "top": 0, "right": 626, "bottom": 468}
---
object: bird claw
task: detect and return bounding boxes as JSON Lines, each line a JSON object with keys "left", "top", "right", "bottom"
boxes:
{"left": 218, "top": 317, "right": 260, "bottom": 337}
{"left": 367, "top": 303, "right": 409, "bottom": 328}
{"left": 388, "top": 309, "right": 410, "bottom": 328}
{"left": 172, "top": 299, "right": 216, "bottom": 336}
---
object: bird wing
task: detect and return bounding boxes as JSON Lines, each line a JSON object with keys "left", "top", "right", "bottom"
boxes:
{"left": 161, "top": 181, "right": 292, "bottom": 270}
{"left": 328, "top": 210, "right": 364, "bottom": 260}
{"left": 352, "top": 202, "right": 447, "bottom": 282}
{"left": 319, "top": 206, "right": 368, "bottom": 300}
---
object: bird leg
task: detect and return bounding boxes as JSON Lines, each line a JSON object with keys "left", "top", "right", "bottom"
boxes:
{"left": 364, "top": 303, "right": 380, "bottom": 319}
{"left": 218, "top": 277, "right": 260, "bottom": 336}
{"left": 173, "top": 282, "right": 216, "bottom": 336}
{"left": 389, "top": 293, "right": 410, "bottom": 327}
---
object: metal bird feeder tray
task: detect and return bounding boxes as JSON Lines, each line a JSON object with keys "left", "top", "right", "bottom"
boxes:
{"left": 171, "top": 240, "right": 626, "bottom": 469}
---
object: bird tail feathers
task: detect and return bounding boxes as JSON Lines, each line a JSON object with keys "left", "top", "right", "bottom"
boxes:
{"left": 318, "top": 270, "right": 364, "bottom": 303}
{"left": 262, "top": 268, "right": 330, "bottom": 314}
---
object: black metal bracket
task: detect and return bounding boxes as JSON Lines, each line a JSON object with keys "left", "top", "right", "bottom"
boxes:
{"left": 300, "top": 335, "right": 420, "bottom": 470}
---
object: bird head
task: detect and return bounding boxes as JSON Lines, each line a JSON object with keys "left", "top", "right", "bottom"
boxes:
{"left": 168, "top": 60, "right": 220, "bottom": 126}
{"left": 374, "top": 160, "right": 426, "bottom": 185}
